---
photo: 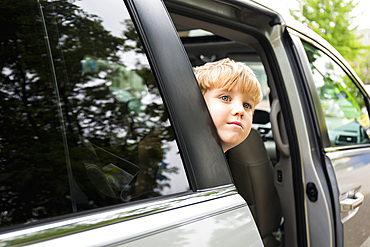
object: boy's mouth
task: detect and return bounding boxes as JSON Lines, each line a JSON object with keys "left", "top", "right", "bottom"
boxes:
{"left": 228, "top": 121, "right": 243, "bottom": 129}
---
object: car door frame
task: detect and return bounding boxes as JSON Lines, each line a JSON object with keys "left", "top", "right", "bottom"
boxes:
{"left": 288, "top": 25, "right": 370, "bottom": 247}
{"left": 276, "top": 27, "right": 341, "bottom": 247}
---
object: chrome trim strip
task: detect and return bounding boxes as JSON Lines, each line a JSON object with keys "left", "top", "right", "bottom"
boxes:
{"left": 0, "top": 185, "right": 237, "bottom": 246}
{"left": 325, "top": 144, "right": 370, "bottom": 153}
{"left": 109, "top": 201, "right": 247, "bottom": 246}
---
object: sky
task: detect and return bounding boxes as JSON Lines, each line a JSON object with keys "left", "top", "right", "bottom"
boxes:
{"left": 284, "top": 0, "right": 370, "bottom": 30}
{"left": 352, "top": 1, "right": 370, "bottom": 29}
{"left": 76, "top": 0, "right": 370, "bottom": 31}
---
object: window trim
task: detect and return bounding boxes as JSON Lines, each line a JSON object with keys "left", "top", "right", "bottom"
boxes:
{"left": 0, "top": 185, "right": 237, "bottom": 245}
{"left": 125, "top": 0, "right": 234, "bottom": 190}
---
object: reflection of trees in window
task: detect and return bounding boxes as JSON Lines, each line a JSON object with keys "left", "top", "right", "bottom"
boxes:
{"left": 0, "top": 0, "right": 76, "bottom": 227}
{"left": 303, "top": 41, "right": 370, "bottom": 145}
{"left": 303, "top": 42, "right": 365, "bottom": 119}
{"left": 0, "top": 0, "right": 179, "bottom": 228}
{"left": 76, "top": 20, "right": 180, "bottom": 204}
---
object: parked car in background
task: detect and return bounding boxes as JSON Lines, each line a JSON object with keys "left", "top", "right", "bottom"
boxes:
{"left": 1, "top": 0, "right": 370, "bottom": 246}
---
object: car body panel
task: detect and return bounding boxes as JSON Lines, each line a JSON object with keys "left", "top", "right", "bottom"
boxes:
{"left": 327, "top": 148, "right": 370, "bottom": 246}
{"left": 4, "top": 188, "right": 262, "bottom": 247}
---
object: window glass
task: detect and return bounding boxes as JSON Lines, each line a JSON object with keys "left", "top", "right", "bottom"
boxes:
{"left": 303, "top": 42, "right": 370, "bottom": 147}
{"left": 0, "top": 0, "right": 189, "bottom": 228}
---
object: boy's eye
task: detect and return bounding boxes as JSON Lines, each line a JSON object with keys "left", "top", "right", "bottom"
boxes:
{"left": 243, "top": 103, "right": 251, "bottom": 109}
{"left": 220, "top": 95, "right": 230, "bottom": 101}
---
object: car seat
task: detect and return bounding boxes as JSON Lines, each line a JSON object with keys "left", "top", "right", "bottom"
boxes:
{"left": 227, "top": 128, "right": 283, "bottom": 247}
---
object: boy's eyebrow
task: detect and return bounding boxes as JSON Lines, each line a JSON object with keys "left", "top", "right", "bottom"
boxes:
{"left": 209, "top": 88, "right": 228, "bottom": 94}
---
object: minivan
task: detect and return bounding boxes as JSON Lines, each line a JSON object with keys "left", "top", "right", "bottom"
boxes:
{"left": 0, "top": 0, "right": 369, "bottom": 246}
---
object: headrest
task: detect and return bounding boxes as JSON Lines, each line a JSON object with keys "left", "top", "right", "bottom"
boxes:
{"left": 228, "top": 128, "right": 269, "bottom": 164}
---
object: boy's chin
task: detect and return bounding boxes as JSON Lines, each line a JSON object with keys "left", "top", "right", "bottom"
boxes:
{"left": 221, "top": 142, "right": 238, "bottom": 153}
{"left": 221, "top": 137, "right": 248, "bottom": 152}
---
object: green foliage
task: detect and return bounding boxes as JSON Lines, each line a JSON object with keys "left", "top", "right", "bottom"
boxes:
{"left": 293, "top": 0, "right": 362, "bottom": 60}
{"left": 352, "top": 48, "right": 370, "bottom": 84}
{"left": 292, "top": 0, "right": 370, "bottom": 83}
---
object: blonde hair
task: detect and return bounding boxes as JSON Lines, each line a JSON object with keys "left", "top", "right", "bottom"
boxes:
{"left": 194, "top": 58, "right": 262, "bottom": 107}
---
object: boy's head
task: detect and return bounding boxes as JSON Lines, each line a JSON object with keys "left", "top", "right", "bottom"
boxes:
{"left": 194, "top": 58, "right": 262, "bottom": 152}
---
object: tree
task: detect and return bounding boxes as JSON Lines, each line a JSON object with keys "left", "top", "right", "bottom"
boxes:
{"left": 352, "top": 48, "right": 370, "bottom": 84}
{"left": 292, "top": 0, "right": 363, "bottom": 61}
{"left": 292, "top": 0, "right": 370, "bottom": 83}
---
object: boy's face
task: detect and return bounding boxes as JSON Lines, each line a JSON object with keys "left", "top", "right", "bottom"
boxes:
{"left": 203, "top": 87, "right": 254, "bottom": 152}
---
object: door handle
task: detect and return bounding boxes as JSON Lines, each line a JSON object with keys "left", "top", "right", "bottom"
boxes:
{"left": 340, "top": 186, "right": 364, "bottom": 223}
{"left": 270, "top": 100, "right": 290, "bottom": 157}
{"left": 340, "top": 191, "right": 364, "bottom": 212}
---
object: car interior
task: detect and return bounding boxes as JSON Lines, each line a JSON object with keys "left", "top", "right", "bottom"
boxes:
{"left": 168, "top": 8, "right": 296, "bottom": 247}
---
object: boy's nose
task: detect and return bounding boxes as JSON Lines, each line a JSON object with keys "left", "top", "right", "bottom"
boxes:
{"left": 231, "top": 103, "right": 244, "bottom": 117}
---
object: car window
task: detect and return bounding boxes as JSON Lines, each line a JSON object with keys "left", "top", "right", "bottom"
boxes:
{"left": 0, "top": 0, "right": 189, "bottom": 228}
{"left": 303, "top": 42, "right": 370, "bottom": 147}
{"left": 167, "top": 12, "right": 278, "bottom": 168}
{"left": 175, "top": 26, "right": 270, "bottom": 130}
{"left": 177, "top": 28, "right": 269, "bottom": 107}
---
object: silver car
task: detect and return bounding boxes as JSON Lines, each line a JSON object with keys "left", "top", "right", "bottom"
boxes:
{"left": 0, "top": 0, "right": 368, "bottom": 247}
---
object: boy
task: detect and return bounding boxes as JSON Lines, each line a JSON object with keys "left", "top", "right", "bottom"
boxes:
{"left": 194, "top": 58, "right": 262, "bottom": 152}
